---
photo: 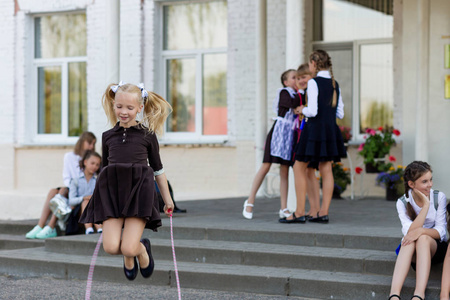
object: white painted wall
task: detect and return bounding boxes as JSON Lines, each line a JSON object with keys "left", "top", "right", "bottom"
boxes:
{"left": 4, "top": 0, "right": 449, "bottom": 207}
{"left": 400, "top": 0, "right": 450, "bottom": 193}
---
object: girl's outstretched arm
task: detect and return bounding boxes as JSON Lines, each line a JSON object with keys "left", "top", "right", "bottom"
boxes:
{"left": 155, "top": 173, "right": 174, "bottom": 216}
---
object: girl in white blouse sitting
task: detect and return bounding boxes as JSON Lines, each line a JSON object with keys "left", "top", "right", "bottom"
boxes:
{"left": 389, "top": 161, "right": 448, "bottom": 300}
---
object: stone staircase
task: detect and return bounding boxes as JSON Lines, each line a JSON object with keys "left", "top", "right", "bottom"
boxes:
{"left": 0, "top": 197, "right": 444, "bottom": 299}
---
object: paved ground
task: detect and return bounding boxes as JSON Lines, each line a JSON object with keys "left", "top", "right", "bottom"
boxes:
{"left": 158, "top": 195, "right": 402, "bottom": 238}
{"left": 0, "top": 275, "right": 318, "bottom": 300}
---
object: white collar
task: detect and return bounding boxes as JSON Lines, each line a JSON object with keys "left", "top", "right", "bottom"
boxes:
{"left": 317, "top": 70, "right": 331, "bottom": 78}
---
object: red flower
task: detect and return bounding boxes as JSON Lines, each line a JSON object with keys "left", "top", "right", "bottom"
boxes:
{"left": 355, "top": 167, "right": 363, "bottom": 174}
{"left": 393, "top": 129, "right": 401, "bottom": 136}
{"left": 358, "top": 143, "right": 365, "bottom": 151}
{"left": 378, "top": 126, "right": 384, "bottom": 131}
{"left": 389, "top": 155, "right": 396, "bottom": 162}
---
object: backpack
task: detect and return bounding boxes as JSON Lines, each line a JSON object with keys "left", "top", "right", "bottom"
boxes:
{"left": 398, "top": 190, "right": 439, "bottom": 211}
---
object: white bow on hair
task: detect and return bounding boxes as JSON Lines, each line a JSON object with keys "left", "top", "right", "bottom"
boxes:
{"left": 137, "top": 82, "right": 149, "bottom": 100}
{"left": 111, "top": 81, "right": 125, "bottom": 93}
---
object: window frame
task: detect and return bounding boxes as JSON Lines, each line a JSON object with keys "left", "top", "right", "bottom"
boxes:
{"left": 312, "top": 38, "right": 393, "bottom": 144}
{"left": 30, "top": 12, "right": 87, "bottom": 145}
{"left": 158, "top": 2, "right": 228, "bottom": 145}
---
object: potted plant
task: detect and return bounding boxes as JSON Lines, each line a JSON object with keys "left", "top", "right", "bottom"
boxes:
{"left": 331, "top": 162, "right": 351, "bottom": 198}
{"left": 339, "top": 125, "right": 352, "bottom": 143}
{"left": 358, "top": 126, "right": 400, "bottom": 173}
{"left": 375, "top": 162, "right": 405, "bottom": 201}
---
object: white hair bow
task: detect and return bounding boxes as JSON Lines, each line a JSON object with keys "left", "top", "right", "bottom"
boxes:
{"left": 111, "top": 81, "right": 125, "bottom": 93}
{"left": 137, "top": 83, "right": 149, "bottom": 100}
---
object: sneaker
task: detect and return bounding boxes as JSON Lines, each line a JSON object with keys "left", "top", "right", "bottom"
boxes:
{"left": 35, "top": 225, "right": 57, "bottom": 239}
{"left": 85, "top": 227, "right": 94, "bottom": 235}
{"left": 58, "top": 219, "right": 66, "bottom": 231}
{"left": 25, "top": 225, "right": 43, "bottom": 239}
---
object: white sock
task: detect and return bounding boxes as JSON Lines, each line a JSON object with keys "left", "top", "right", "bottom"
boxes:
{"left": 85, "top": 227, "right": 94, "bottom": 235}
{"left": 97, "top": 228, "right": 102, "bottom": 233}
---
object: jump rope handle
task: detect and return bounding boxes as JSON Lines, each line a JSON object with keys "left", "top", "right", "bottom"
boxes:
{"left": 300, "top": 118, "right": 305, "bottom": 130}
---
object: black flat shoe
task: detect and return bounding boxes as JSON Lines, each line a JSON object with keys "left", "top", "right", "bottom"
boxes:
{"left": 305, "top": 215, "right": 313, "bottom": 220}
{"left": 279, "top": 213, "right": 306, "bottom": 223}
{"left": 123, "top": 257, "right": 138, "bottom": 281}
{"left": 139, "top": 238, "right": 155, "bottom": 278}
{"left": 173, "top": 207, "right": 187, "bottom": 213}
{"left": 309, "top": 214, "right": 329, "bottom": 223}
{"left": 388, "top": 295, "right": 401, "bottom": 300}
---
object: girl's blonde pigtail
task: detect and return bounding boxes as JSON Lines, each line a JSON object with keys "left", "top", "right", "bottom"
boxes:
{"left": 102, "top": 84, "right": 119, "bottom": 127}
{"left": 141, "top": 92, "right": 173, "bottom": 136}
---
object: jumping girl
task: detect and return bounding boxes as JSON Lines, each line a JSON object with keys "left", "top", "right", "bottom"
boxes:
{"left": 80, "top": 82, "right": 174, "bottom": 280}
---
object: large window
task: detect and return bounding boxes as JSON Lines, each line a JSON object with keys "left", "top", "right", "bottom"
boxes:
{"left": 162, "top": 1, "right": 227, "bottom": 142}
{"left": 313, "top": 0, "right": 393, "bottom": 138}
{"left": 33, "top": 13, "right": 87, "bottom": 141}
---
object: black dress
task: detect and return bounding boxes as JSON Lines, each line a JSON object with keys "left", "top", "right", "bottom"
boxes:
{"left": 294, "top": 77, "right": 347, "bottom": 163}
{"left": 79, "top": 123, "right": 162, "bottom": 231}
{"left": 263, "top": 89, "right": 300, "bottom": 166}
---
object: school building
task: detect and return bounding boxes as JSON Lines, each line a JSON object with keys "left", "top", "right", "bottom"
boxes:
{"left": 1, "top": 0, "right": 449, "bottom": 205}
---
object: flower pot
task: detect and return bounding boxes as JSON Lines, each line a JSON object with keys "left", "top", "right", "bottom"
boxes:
{"left": 365, "top": 163, "right": 379, "bottom": 173}
{"left": 332, "top": 188, "right": 343, "bottom": 199}
{"left": 386, "top": 186, "right": 401, "bottom": 201}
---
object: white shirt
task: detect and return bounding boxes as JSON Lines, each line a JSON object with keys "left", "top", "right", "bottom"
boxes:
{"left": 302, "top": 70, "right": 344, "bottom": 119}
{"left": 62, "top": 152, "right": 82, "bottom": 187}
{"left": 396, "top": 188, "right": 448, "bottom": 242}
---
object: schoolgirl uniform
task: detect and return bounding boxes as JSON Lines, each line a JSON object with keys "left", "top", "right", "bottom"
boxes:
{"left": 80, "top": 122, "right": 162, "bottom": 231}
{"left": 68, "top": 173, "right": 97, "bottom": 207}
{"left": 263, "top": 87, "right": 301, "bottom": 166}
{"left": 63, "top": 152, "right": 83, "bottom": 187}
{"left": 396, "top": 189, "right": 448, "bottom": 264}
{"left": 294, "top": 70, "right": 346, "bottom": 163}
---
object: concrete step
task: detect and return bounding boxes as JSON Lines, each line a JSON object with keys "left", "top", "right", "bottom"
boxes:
{"left": 0, "top": 234, "right": 44, "bottom": 250}
{"left": 153, "top": 226, "right": 400, "bottom": 252}
{"left": 0, "top": 220, "right": 38, "bottom": 235}
{"left": 43, "top": 235, "right": 397, "bottom": 275}
{"left": 42, "top": 234, "right": 444, "bottom": 281}
{"left": 0, "top": 246, "right": 440, "bottom": 299}
{"left": 4, "top": 221, "right": 400, "bottom": 251}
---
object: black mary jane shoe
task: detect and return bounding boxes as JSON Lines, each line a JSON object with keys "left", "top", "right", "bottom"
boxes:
{"left": 388, "top": 294, "right": 401, "bottom": 300}
{"left": 410, "top": 296, "right": 424, "bottom": 300}
{"left": 279, "top": 213, "right": 306, "bottom": 224}
{"left": 139, "top": 238, "right": 155, "bottom": 278}
{"left": 123, "top": 257, "right": 138, "bottom": 281}
{"left": 309, "top": 214, "right": 329, "bottom": 223}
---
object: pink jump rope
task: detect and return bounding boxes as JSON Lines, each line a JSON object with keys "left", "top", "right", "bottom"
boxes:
{"left": 85, "top": 210, "right": 181, "bottom": 300}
